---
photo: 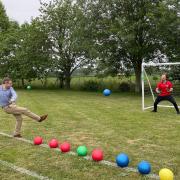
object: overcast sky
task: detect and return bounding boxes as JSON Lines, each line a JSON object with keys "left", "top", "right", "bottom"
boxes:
{"left": 1, "top": 0, "right": 50, "bottom": 24}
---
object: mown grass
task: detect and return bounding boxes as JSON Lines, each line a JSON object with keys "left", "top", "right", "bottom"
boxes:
{"left": 0, "top": 90, "right": 180, "bottom": 180}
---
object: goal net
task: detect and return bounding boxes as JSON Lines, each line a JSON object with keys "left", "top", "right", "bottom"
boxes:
{"left": 141, "top": 62, "right": 180, "bottom": 110}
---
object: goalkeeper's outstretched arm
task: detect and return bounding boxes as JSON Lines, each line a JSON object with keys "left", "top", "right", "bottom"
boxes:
{"left": 167, "top": 88, "right": 173, "bottom": 92}
{"left": 155, "top": 88, "right": 160, "bottom": 94}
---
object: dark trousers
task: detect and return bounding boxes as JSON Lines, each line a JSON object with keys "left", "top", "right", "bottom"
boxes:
{"left": 154, "top": 95, "right": 179, "bottom": 113}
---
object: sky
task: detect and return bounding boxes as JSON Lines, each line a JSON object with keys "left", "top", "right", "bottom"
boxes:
{"left": 1, "top": 0, "right": 50, "bottom": 24}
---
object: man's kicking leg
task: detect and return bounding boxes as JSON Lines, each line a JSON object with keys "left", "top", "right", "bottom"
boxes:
{"left": 4, "top": 104, "right": 48, "bottom": 122}
{"left": 3, "top": 104, "right": 48, "bottom": 137}
{"left": 12, "top": 105, "right": 48, "bottom": 122}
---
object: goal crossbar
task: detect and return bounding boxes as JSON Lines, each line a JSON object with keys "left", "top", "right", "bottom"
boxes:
{"left": 142, "top": 62, "right": 180, "bottom": 67}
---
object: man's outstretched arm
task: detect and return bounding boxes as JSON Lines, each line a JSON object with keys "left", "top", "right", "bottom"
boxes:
{"left": 10, "top": 87, "right": 18, "bottom": 102}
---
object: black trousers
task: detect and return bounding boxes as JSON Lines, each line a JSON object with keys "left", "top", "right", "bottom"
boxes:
{"left": 153, "top": 95, "right": 179, "bottom": 112}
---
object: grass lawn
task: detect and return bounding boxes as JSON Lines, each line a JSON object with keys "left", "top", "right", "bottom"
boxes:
{"left": 0, "top": 90, "right": 180, "bottom": 180}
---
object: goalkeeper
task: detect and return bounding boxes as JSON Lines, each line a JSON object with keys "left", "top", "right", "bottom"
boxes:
{"left": 152, "top": 74, "right": 180, "bottom": 114}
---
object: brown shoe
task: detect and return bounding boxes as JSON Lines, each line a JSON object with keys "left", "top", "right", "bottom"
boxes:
{"left": 39, "top": 114, "right": 48, "bottom": 122}
{"left": 13, "top": 134, "right": 22, "bottom": 138}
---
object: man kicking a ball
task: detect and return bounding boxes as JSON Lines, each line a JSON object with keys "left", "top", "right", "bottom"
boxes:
{"left": 0, "top": 77, "right": 48, "bottom": 138}
{"left": 152, "top": 74, "right": 180, "bottom": 114}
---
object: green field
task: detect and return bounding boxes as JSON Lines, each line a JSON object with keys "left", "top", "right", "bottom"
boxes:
{"left": 0, "top": 90, "right": 180, "bottom": 180}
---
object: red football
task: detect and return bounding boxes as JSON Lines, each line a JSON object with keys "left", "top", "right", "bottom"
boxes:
{"left": 34, "top": 136, "right": 43, "bottom": 145}
{"left": 92, "top": 149, "right": 103, "bottom": 161}
{"left": 49, "top": 139, "right": 59, "bottom": 148}
{"left": 60, "top": 142, "right": 71, "bottom": 152}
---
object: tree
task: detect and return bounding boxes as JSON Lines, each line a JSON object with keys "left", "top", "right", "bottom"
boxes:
{"left": 12, "top": 19, "right": 52, "bottom": 87}
{"left": 85, "top": 0, "right": 180, "bottom": 92}
{"left": 39, "top": 0, "right": 91, "bottom": 89}
{"left": 0, "top": 1, "right": 9, "bottom": 32}
{"left": 0, "top": 0, "right": 52, "bottom": 87}
{"left": 0, "top": 1, "right": 10, "bottom": 77}
{"left": 0, "top": 1, "right": 20, "bottom": 79}
{"left": 157, "top": 0, "right": 180, "bottom": 62}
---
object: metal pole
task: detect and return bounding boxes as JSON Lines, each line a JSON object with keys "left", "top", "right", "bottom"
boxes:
{"left": 141, "top": 63, "right": 145, "bottom": 111}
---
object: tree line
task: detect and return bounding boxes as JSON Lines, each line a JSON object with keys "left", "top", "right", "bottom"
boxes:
{"left": 0, "top": 0, "right": 179, "bottom": 92}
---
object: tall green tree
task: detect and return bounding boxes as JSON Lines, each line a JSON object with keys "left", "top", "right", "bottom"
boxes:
{"left": 85, "top": 0, "right": 180, "bottom": 92}
{"left": 39, "top": 0, "right": 91, "bottom": 89}
{"left": 0, "top": 1, "right": 20, "bottom": 79}
{"left": 0, "top": 1, "right": 9, "bottom": 32}
{"left": 0, "top": 1, "right": 10, "bottom": 77}
{"left": 157, "top": 0, "right": 180, "bottom": 62}
{"left": 0, "top": 21, "right": 20, "bottom": 78}
{"left": 12, "top": 19, "right": 52, "bottom": 87}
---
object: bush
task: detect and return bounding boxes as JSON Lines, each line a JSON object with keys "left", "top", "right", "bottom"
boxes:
{"left": 81, "top": 80, "right": 99, "bottom": 91}
{"left": 118, "top": 82, "right": 131, "bottom": 92}
{"left": 153, "top": 76, "right": 158, "bottom": 81}
{"left": 129, "top": 82, "right": 135, "bottom": 92}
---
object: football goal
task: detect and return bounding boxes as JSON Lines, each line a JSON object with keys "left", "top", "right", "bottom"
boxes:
{"left": 141, "top": 62, "right": 180, "bottom": 111}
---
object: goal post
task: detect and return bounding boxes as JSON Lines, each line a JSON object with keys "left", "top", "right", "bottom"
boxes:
{"left": 141, "top": 62, "right": 180, "bottom": 111}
